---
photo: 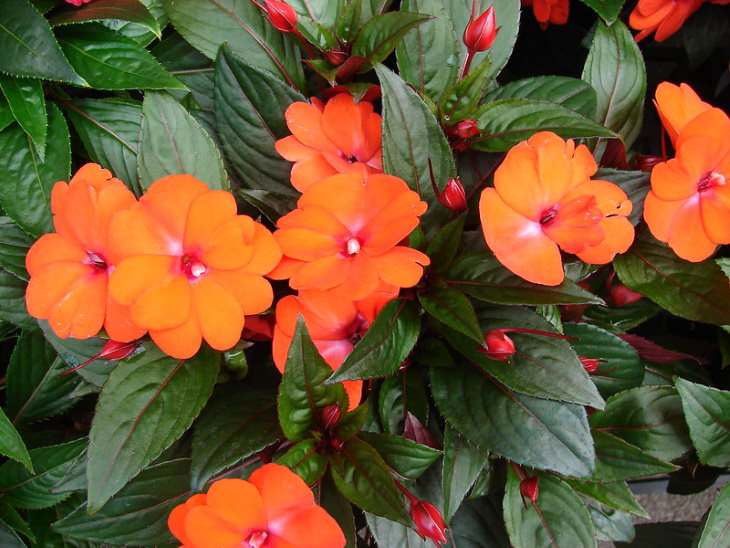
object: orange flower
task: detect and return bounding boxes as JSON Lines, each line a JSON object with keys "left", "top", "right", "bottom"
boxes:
{"left": 168, "top": 463, "right": 345, "bottom": 548}
{"left": 479, "top": 132, "right": 635, "bottom": 286}
{"left": 269, "top": 173, "right": 430, "bottom": 300}
{"left": 521, "top": 0, "right": 569, "bottom": 29}
{"left": 629, "top": 0, "right": 702, "bottom": 42}
{"left": 107, "top": 175, "right": 282, "bottom": 359}
{"left": 275, "top": 94, "right": 382, "bottom": 192}
{"left": 644, "top": 107, "right": 730, "bottom": 261}
{"left": 25, "top": 163, "right": 144, "bottom": 342}
{"left": 654, "top": 82, "right": 712, "bottom": 145}
{"left": 273, "top": 287, "right": 397, "bottom": 409}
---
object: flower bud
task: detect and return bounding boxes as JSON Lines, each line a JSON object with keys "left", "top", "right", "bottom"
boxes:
{"left": 463, "top": 6, "right": 499, "bottom": 52}
{"left": 321, "top": 404, "right": 342, "bottom": 429}
{"left": 636, "top": 155, "right": 663, "bottom": 172}
{"left": 455, "top": 119, "right": 480, "bottom": 139}
{"left": 265, "top": 0, "right": 298, "bottom": 33}
{"left": 579, "top": 356, "right": 604, "bottom": 374}
{"left": 325, "top": 49, "right": 349, "bottom": 66}
{"left": 519, "top": 475, "right": 539, "bottom": 504}
{"left": 478, "top": 329, "right": 515, "bottom": 361}
{"left": 610, "top": 284, "right": 643, "bottom": 306}
{"left": 411, "top": 500, "right": 448, "bottom": 545}
{"left": 59, "top": 339, "right": 139, "bottom": 377}
{"left": 438, "top": 178, "right": 468, "bottom": 213}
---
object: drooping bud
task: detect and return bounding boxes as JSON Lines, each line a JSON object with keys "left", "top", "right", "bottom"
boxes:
{"left": 519, "top": 475, "right": 539, "bottom": 504}
{"left": 439, "top": 178, "right": 468, "bottom": 213}
{"left": 455, "top": 119, "right": 480, "bottom": 139}
{"left": 463, "top": 6, "right": 499, "bottom": 52}
{"left": 636, "top": 155, "right": 662, "bottom": 172}
{"left": 59, "top": 339, "right": 139, "bottom": 377}
{"left": 321, "top": 404, "right": 342, "bottom": 429}
{"left": 404, "top": 411, "right": 441, "bottom": 449}
{"left": 579, "top": 356, "right": 605, "bottom": 374}
{"left": 411, "top": 500, "right": 448, "bottom": 546}
{"left": 479, "top": 329, "right": 515, "bottom": 361}
{"left": 610, "top": 284, "right": 643, "bottom": 306}
{"left": 264, "top": 0, "right": 298, "bottom": 33}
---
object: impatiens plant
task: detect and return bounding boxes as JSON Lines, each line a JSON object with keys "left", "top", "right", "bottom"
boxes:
{"left": 0, "top": 0, "right": 729, "bottom": 546}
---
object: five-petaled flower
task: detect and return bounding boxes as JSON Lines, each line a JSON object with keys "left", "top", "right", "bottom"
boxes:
{"left": 521, "top": 0, "right": 569, "bottom": 29}
{"left": 107, "top": 175, "right": 281, "bottom": 359}
{"left": 479, "top": 132, "right": 635, "bottom": 285}
{"left": 275, "top": 94, "right": 383, "bottom": 192}
{"left": 653, "top": 82, "right": 712, "bottom": 146}
{"left": 167, "top": 463, "right": 345, "bottom": 548}
{"left": 629, "top": 0, "right": 702, "bottom": 42}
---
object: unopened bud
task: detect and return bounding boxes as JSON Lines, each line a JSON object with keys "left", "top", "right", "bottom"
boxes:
{"left": 438, "top": 178, "right": 468, "bottom": 213}
{"left": 59, "top": 339, "right": 139, "bottom": 377}
{"left": 455, "top": 119, "right": 480, "bottom": 139}
{"left": 411, "top": 500, "right": 448, "bottom": 546}
{"left": 637, "top": 155, "right": 662, "bottom": 172}
{"left": 579, "top": 356, "right": 605, "bottom": 374}
{"left": 519, "top": 475, "right": 539, "bottom": 504}
{"left": 478, "top": 329, "right": 515, "bottom": 361}
{"left": 321, "top": 404, "right": 342, "bottom": 429}
{"left": 463, "top": 6, "right": 499, "bottom": 52}
{"left": 610, "top": 284, "right": 643, "bottom": 307}
{"left": 265, "top": 0, "right": 297, "bottom": 33}
{"left": 325, "top": 49, "right": 349, "bottom": 66}
{"left": 330, "top": 438, "right": 345, "bottom": 452}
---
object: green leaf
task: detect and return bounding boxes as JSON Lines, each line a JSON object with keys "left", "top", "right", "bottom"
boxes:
{"left": 277, "top": 439, "right": 327, "bottom": 485}
{"left": 581, "top": 21, "right": 645, "bottom": 155}
{"left": 450, "top": 496, "right": 512, "bottom": 547}
{"left": 439, "top": 56, "right": 491, "bottom": 122}
{"left": 439, "top": 306, "right": 605, "bottom": 408}
{"left": 86, "top": 347, "right": 219, "bottom": 512}
{"left": 352, "top": 12, "right": 430, "bottom": 68}
{"left": 396, "top": 0, "right": 459, "bottom": 99}
{"left": 577, "top": 0, "right": 625, "bottom": 23}
{"left": 0, "top": 519, "right": 25, "bottom": 547}
{"left": 163, "top": 0, "right": 304, "bottom": 90}
{"left": 0, "top": 438, "right": 86, "bottom": 509}
{"left": 566, "top": 479, "right": 648, "bottom": 518}
{"left": 589, "top": 386, "right": 691, "bottom": 461}
{"left": 591, "top": 430, "right": 677, "bottom": 481}
{"left": 138, "top": 91, "right": 228, "bottom": 191}
{"left": 0, "top": 75, "right": 47, "bottom": 160}
{"left": 442, "top": 425, "right": 489, "bottom": 522}
{"left": 358, "top": 432, "right": 441, "bottom": 480}
{"left": 675, "top": 378, "right": 730, "bottom": 467}
{"left": 563, "top": 323, "right": 644, "bottom": 398}
{"left": 214, "top": 45, "right": 303, "bottom": 197}
{"left": 377, "top": 373, "right": 429, "bottom": 435}
{"left": 473, "top": 98, "right": 617, "bottom": 152}
{"left": 54, "top": 459, "right": 189, "bottom": 546}
{"left": 0, "top": 408, "right": 32, "bottom": 472}
{"left": 0, "top": 503, "right": 34, "bottom": 543}
{"left": 503, "top": 468, "right": 597, "bottom": 548}
{"left": 0, "top": 217, "right": 33, "bottom": 280}
{"left": 0, "top": 97, "right": 14, "bottom": 132}
{"left": 431, "top": 366, "right": 595, "bottom": 477}
{"left": 62, "top": 97, "right": 142, "bottom": 194}
{"left": 0, "top": 0, "right": 85, "bottom": 84}
{"left": 105, "top": 0, "right": 168, "bottom": 46}
{"left": 695, "top": 482, "right": 730, "bottom": 548}
{"left": 278, "top": 319, "right": 348, "bottom": 443}
{"left": 56, "top": 23, "right": 183, "bottom": 90}
{"left": 0, "top": 269, "right": 36, "bottom": 331}
{"left": 288, "top": 0, "right": 342, "bottom": 28}
{"left": 237, "top": 188, "right": 297, "bottom": 223}
{"left": 445, "top": 252, "right": 605, "bottom": 306}
{"left": 590, "top": 505, "right": 634, "bottom": 543}
{"left": 682, "top": 5, "right": 730, "bottom": 70}
{"left": 191, "top": 379, "right": 282, "bottom": 490}
{"left": 328, "top": 300, "right": 420, "bottom": 383}
{"left": 419, "top": 281, "right": 482, "bottom": 343}
{"left": 376, "top": 64, "right": 455, "bottom": 228}
{"left": 426, "top": 216, "right": 464, "bottom": 272}
{"left": 613, "top": 227, "right": 730, "bottom": 326}
{"left": 49, "top": 0, "right": 161, "bottom": 37}
{"left": 484, "top": 75, "right": 598, "bottom": 118}
{"left": 330, "top": 438, "right": 409, "bottom": 524}
{"left": 366, "top": 511, "right": 432, "bottom": 547}
{"left": 6, "top": 331, "right": 80, "bottom": 424}
{"left": 318, "top": 474, "right": 357, "bottom": 548}
{"left": 0, "top": 101, "right": 70, "bottom": 237}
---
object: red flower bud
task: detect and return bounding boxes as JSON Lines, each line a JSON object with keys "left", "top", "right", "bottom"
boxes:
{"left": 438, "top": 178, "right": 468, "bottom": 213}
{"left": 610, "top": 284, "right": 643, "bottom": 307}
{"left": 519, "top": 475, "right": 539, "bottom": 504}
{"left": 411, "top": 500, "right": 448, "bottom": 545}
{"left": 463, "top": 6, "right": 499, "bottom": 52}
{"left": 59, "top": 339, "right": 139, "bottom": 377}
{"left": 636, "top": 155, "right": 662, "bottom": 172}
{"left": 265, "top": 0, "right": 297, "bottom": 33}
{"left": 321, "top": 404, "right": 342, "bottom": 429}
{"left": 579, "top": 356, "right": 605, "bottom": 374}
{"left": 325, "top": 49, "right": 349, "bottom": 66}
{"left": 479, "top": 329, "right": 516, "bottom": 361}
{"left": 455, "top": 119, "right": 480, "bottom": 140}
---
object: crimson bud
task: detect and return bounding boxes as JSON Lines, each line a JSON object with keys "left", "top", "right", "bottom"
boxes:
{"left": 610, "top": 283, "right": 643, "bottom": 307}
{"left": 321, "top": 404, "right": 342, "bottom": 429}
{"left": 463, "top": 6, "right": 499, "bottom": 52}
{"left": 636, "top": 155, "right": 662, "bottom": 172}
{"left": 265, "top": 0, "right": 297, "bottom": 32}
{"left": 438, "top": 178, "right": 468, "bottom": 213}
{"left": 519, "top": 475, "right": 539, "bottom": 504}
{"left": 411, "top": 500, "right": 448, "bottom": 546}
{"left": 455, "top": 119, "right": 480, "bottom": 139}
{"left": 479, "top": 329, "right": 515, "bottom": 361}
{"left": 59, "top": 339, "right": 139, "bottom": 377}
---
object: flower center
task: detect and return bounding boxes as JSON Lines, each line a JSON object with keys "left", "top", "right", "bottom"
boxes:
{"left": 539, "top": 205, "right": 559, "bottom": 227}
{"left": 346, "top": 313, "right": 369, "bottom": 344}
{"left": 86, "top": 251, "right": 107, "bottom": 271}
{"left": 697, "top": 171, "right": 726, "bottom": 192}
{"left": 180, "top": 254, "right": 207, "bottom": 280}
{"left": 245, "top": 531, "right": 268, "bottom": 548}
{"left": 345, "top": 237, "right": 361, "bottom": 256}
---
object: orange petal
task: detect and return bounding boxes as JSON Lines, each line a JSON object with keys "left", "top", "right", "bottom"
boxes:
{"left": 191, "top": 276, "right": 244, "bottom": 351}
{"left": 104, "top": 297, "right": 146, "bottom": 343}
{"left": 700, "top": 185, "right": 730, "bottom": 245}
{"left": 168, "top": 494, "right": 206, "bottom": 546}
{"left": 45, "top": 270, "right": 107, "bottom": 339}
{"left": 650, "top": 157, "right": 698, "bottom": 202}
{"left": 676, "top": 108, "right": 730, "bottom": 148}
{"left": 241, "top": 223, "right": 282, "bottom": 276}
{"left": 576, "top": 216, "right": 635, "bottom": 264}
{"left": 184, "top": 506, "right": 246, "bottom": 548}
{"left": 211, "top": 270, "right": 274, "bottom": 316}
{"left": 290, "top": 155, "right": 339, "bottom": 192}
{"left": 150, "top": 313, "right": 202, "bottom": 359}
{"left": 321, "top": 94, "right": 368, "bottom": 158}
{"left": 109, "top": 255, "right": 178, "bottom": 307}
{"left": 205, "top": 478, "right": 267, "bottom": 531}
{"left": 297, "top": 290, "right": 359, "bottom": 337}
{"left": 370, "top": 247, "right": 429, "bottom": 290}
{"left": 272, "top": 325, "right": 292, "bottom": 372}
{"left": 26, "top": 261, "right": 95, "bottom": 319}
{"left": 270, "top": 506, "right": 346, "bottom": 548}
{"left": 285, "top": 101, "right": 338, "bottom": 153}
{"left": 327, "top": 254, "right": 380, "bottom": 301}
{"left": 298, "top": 173, "right": 367, "bottom": 229}
{"left": 141, "top": 175, "right": 209, "bottom": 241}
{"left": 275, "top": 228, "right": 341, "bottom": 261}
{"left": 565, "top": 179, "right": 633, "bottom": 217}
{"left": 290, "top": 256, "right": 349, "bottom": 291}
{"left": 107, "top": 206, "right": 178, "bottom": 263}
{"left": 26, "top": 233, "right": 87, "bottom": 276}
{"left": 654, "top": 82, "right": 712, "bottom": 144}
{"left": 248, "top": 463, "right": 314, "bottom": 516}
{"left": 130, "top": 273, "right": 191, "bottom": 330}
{"left": 664, "top": 195, "right": 717, "bottom": 261}
{"left": 275, "top": 135, "right": 319, "bottom": 162}
{"left": 343, "top": 380, "right": 363, "bottom": 411}
{"left": 266, "top": 256, "right": 305, "bottom": 280}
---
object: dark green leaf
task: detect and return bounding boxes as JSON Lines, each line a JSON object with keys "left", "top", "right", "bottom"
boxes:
{"left": 0, "top": 75, "right": 46, "bottom": 159}
{"left": 0, "top": 408, "right": 32, "bottom": 472}
{"left": 352, "top": 12, "right": 430, "bottom": 68}
{"left": 450, "top": 496, "right": 512, "bottom": 547}
{"left": 0, "top": 97, "right": 14, "bottom": 132}
{"left": 191, "top": 379, "right": 282, "bottom": 489}
{"left": 366, "top": 511, "right": 432, "bottom": 547}
{"left": 335, "top": 0, "right": 363, "bottom": 43}
{"left": 377, "top": 373, "right": 429, "bottom": 435}
{"left": 0, "top": 520, "right": 24, "bottom": 547}
{"left": 581, "top": 21, "right": 645, "bottom": 155}
{"left": 473, "top": 98, "right": 616, "bottom": 152}
{"left": 577, "top": 0, "right": 625, "bottom": 23}
{"left": 695, "top": 481, "right": 730, "bottom": 548}
{"left": 50, "top": 0, "right": 161, "bottom": 37}
{"left": 330, "top": 438, "right": 409, "bottom": 524}
{"left": 590, "top": 505, "right": 634, "bottom": 543}
{"left": 442, "top": 425, "right": 489, "bottom": 522}
{"left": 426, "top": 216, "right": 464, "bottom": 272}
{"left": 138, "top": 92, "right": 228, "bottom": 191}
{"left": 214, "top": 45, "right": 303, "bottom": 197}
{"left": 675, "top": 378, "right": 730, "bottom": 468}
{"left": 431, "top": 366, "right": 595, "bottom": 477}
{"left": 583, "top": 298, "right": 660, "bottom": 333}
{"left": 566, "top": 479, "right": 648, "bottom": 517}
{"left": 358, "top": 432, "right": 440, "bottom": 480}
{"left": 0, "top": 0, "right": 84, "bottom": 84}
{"left": 62, "top": 97, "right": 142, "bottom": 194}
{"left": 682, "top": 5, "right": 730, "bottom": 70}
{"left": 485, "top": 76, "right": 598, "bottom": 118}
{"left": 277, "top": 440, "right": 327, "bottom": 485}
{"left": 334, "top": 403, "right": 369, "bottom": 441}
{"left": 446, "top": 252, "right": 605, "bottom": 305}
{"left": 0, "top": 503, "right": 34, "bottom": 543}
{"left": 54, "top": 459, "right": 188, "bottom": 545}
{"left": 589, "top": 386, "right": 691, "bottom": 461}
{"left": 0, "top": 102, "right": 70, "bottom": 237}
{"left": 613, "top": 227, "right": 730, "bottom": 326}
{"left": 278, "top": 319, "right": 348, "bottom": 443}
{"left": 591, "top": 430, "right": 677, "bottom": 481}
{"left": 328, "top": 300, "right": 420, "bottom": 382}
{"left": 237, "top": 188, "right": 297, "bottom": 224}
{"left": 288, "top": 0, "right": 342, "bottom": 28}
{"left": 596, "top": 168, "right": 650, "bottom": 226}
{"left": 0, "top": 439, "right": 85, "bottom": 509}
{"left": 105, "top": 0, "right": 168, "bottom": 46}
{"left": 86, "top": 347, "right": 219, "bottom": 512}
{"left": 163, "top": 0, "right": 304, "bottom": 90}
{"left": 0, "top": 269, "right": 36, "bottom": 331}
{"left": 439, "top": 56, "right": 491, "bottom": 122}
{"left": 419, "top": 281, "right": 482, "bottom": 343}
{"left": 0, "top": 217, "right": 32, "bottom": 280}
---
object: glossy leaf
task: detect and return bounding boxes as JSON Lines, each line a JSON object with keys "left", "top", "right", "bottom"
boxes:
{"left": 591, "top": 430, "right": 677, "bottom": 481}
{"left": 566, "top": 479, "right": 648, "bottom": 518}
{"left": 450, "top": 496, "right": 512, "bottom": 548}
{"left": 0, "top": 408, "right": 32, "bottom": 472}
{"left": 0, "top": 269, "right": 36, "bottom": 331}
{"left": 0, "top": 217, "right": 33, "bottom": 280}
{"left": 352, "top": 12, "right": 430, "bottom": 67}
{"left": 578, "top": 0, "right": 625, "bottom": 22}
{"left": 105, "top": 0, "right": 168, "bottom": 46}
{"left": 427, "top": 216, "right": 464, "bottom": 272}
{"left": 50, "top": 0, "right": 161, "bottom": 37}
{"left": 613, "top": 228, "right": 730, "bottom": 326}
{"left": 138, "top": 92, "right": 228, "bottom": 191}
{"left": 86, "top": 347, "right": 219, "bottom": 512}
{"left": 358, "top": 432, "right": 441, "bottom": 480}
{"left": 439, "top": 56, "right": 491, "bottom": 123}
{"left": 485, "top": 75, "right": 598, "bottom": 118}
{"left": 378, "top": 373, "right": 430, "bottom": 435}
{"left": 431, "top": 366, "right": 595, "bottom": 477}
{"left": 442, "top": 425, "right": 489, "bottom": 522}
{"left": 590, "top": 505, "right": 634, "bottom": 543}
{"left": 419, "top": 281, "right": 482, "bottom": 343}
{"left": 0, "top": 75, "right": 47, "bottom": 159}
{"left": 675, "top": 378, "right": 730, "bottom": 467}
{"left": 365, "top": 511, "right": 433, "bottom": 547}
{"left": 318, "top": 473, "right": 357, "bottom": 548}
{"left": 695, "top": 481, "right": 730, "bottom": 548}
{"left": 277, "top": 440, "right": 327, "bottom": 485}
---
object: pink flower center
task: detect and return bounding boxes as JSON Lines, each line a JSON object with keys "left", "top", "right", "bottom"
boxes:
{"left": 180, "top": 254, "right": 207, "bottom": 280}
{"left": 697, "top": 171, "right": 726, "bottom": 192}
{"left": 245, "top": 531, "right": 268, "bottom": 548}
{"left": 86, "top": 251, "right": 107, "bottom": 271}
{"left": 344, "top": 237, "right": 361, "bottom": 256}
{"left": 539, "top": 205, "right": 559, "bottom": 226}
